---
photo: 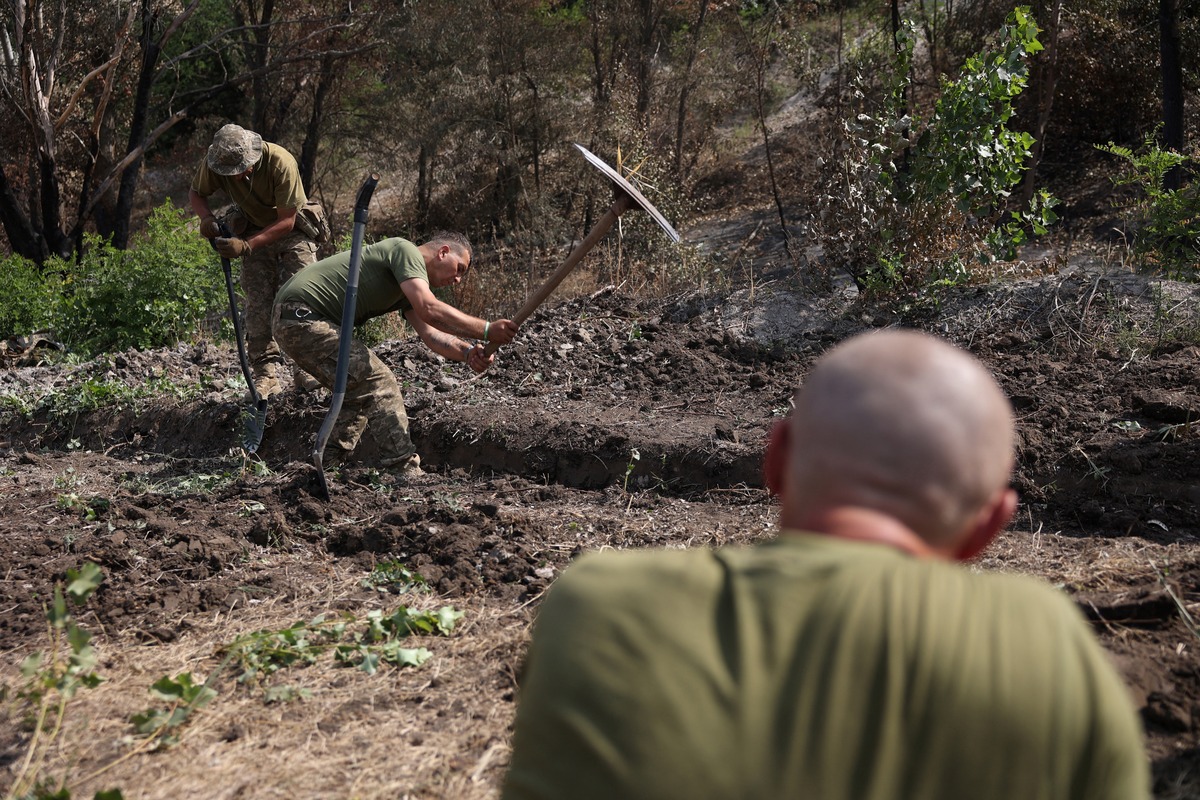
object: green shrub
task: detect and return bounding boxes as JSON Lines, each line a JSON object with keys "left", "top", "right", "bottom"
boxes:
{"left": 53, "top": 201, "right": 226, "bottom": 355}
{"left": 1097, "top": 132, "right": 1200, "bottom": 279}
{"left": 0, "top": 252, "right": 60, "bottom": 339}
{"left": 816, "top": 6, "right": 1057, "bottom": 294}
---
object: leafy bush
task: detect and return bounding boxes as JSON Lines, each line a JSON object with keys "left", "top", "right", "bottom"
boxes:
{"left": 815, "top": 6, "right": 1057, "bottom": 294}
{"left": 52, "top": 201, "right": 226, "bottom": 354}
{"left": 1097, "top": 132, "right": 1200, "bottom": 279}
{"left": 1, "top": 202, "right": 227, "bottom": 355}
{"left": 0, "top": 252, "right": 60, "bottom": 339}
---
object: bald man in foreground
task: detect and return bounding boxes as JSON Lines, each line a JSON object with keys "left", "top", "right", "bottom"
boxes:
{"left": 502, "top": 330, "right": 1149, "bottom": 800}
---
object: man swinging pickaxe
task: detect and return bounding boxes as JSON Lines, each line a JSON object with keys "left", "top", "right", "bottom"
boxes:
{"left": 283, "top": 145, "right": 677, "bottom": 498}
{"left": 273, "top": 176, "right": 518, "bottom": 498}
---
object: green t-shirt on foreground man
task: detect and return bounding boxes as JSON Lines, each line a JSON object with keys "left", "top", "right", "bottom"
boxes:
{"left": 503, "top": 329, "right": 1150, "bottom": 800}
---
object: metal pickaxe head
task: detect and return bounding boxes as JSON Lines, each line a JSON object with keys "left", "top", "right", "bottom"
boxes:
{"left": 573, "top": 143, "right": 680, "bottom": 244}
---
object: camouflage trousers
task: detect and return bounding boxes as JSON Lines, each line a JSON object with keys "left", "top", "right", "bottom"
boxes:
{"left": 272, "top": 303, "right": 417, "bottom": 467}
{"left": 239, "top": 229, "right": 317, "bottom": 396}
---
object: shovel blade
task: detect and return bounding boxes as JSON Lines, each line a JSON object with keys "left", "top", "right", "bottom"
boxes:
{"left": 241, "top": 398, "right": 268, "bottom": 453}
{"left": 312, "top": 450, "right": 331, "bottom": 499}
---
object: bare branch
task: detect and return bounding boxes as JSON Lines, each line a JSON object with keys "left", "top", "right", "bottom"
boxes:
{"left": 160, "top": 0, "right": 201, "bottom": 45}
{"left": 44, "top": 0, "right": 67, "bottom": 97}
{"left": 162, "top": 14, "right": 367, "bottom": 69}
{"left": 78, "top": 108, "right": 188, "bottom": 221}
{"left": 166, "top": 41, "right": 383, "bottom": 108}
{"left": 55, "top": 3, "right": 138, "bottom": 132}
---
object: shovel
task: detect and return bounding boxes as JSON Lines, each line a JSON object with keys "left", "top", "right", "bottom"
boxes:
{"left": 212, "top": 222, "right": 267, "bottom": 452}
{"left": 483, "top": 143, "right": 680, "bottom": 357}
{"left": 312, "top": 173, "right": 379, "bottom": 499}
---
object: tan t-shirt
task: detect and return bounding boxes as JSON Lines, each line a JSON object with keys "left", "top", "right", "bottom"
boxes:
{"left": 503, "top": 533, "right": 1150, "bottom": 800}
{"left": 191, "top": 141, "right": 306, "bottom": 229}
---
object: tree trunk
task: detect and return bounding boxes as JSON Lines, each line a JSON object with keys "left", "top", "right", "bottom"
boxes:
{"left": 835, "top": 0, "right": 844, "bottom": 122}
{"left": 38, "top": 151, "right": 69, "bottom": 260}
{"left": 745, "top": 15, "right": 796, "bottom": 271}
{"left": 89, "top": 112, "right": 120, "bottom": 240}
{"left": 1159, "top": 0, "right": 1184, "bottom": 189}
{"left": 585, "top": 4, "right": 622, "bottom": 239}
{"left": 19, "top": 0, "right": 69, "bottom": 260}
{"left": 110, "top": 0, "right": 161, "bottom": 250}
{"left": 588, "top": 5, "right": 618, "bottom": 121}
{"left": 673, "top": 0, "right": 709, "bottom": 177}
{"left": 1020, "top": 0, "right": 1063, "bottom": 208}
{"left": 107, "top": 0, "right": 198, "bottom": 249}
{"left": 917, "top": 0, "right": 942, "bottom": 81}
{"left": 417, "top": 143, "right": 430, "bottom": 224}
{"left": 235, "top": 0, "right": 276, "bottom": 137}
{"left": 891, "top": 0, "right": 911, "bottom": 174}
{"left": 0, "top": 167, "right": 43, "bottom": 262}
{"left": 633, "top": 0, "right": 658, "bottom": 126}
{"left": 82, "top": 2, "right": 138, "bottom": 244}
{"left": 254, "top": 0, "right": 276, "bottom": 137}
{"left": 756, "top": 77, "right": 794, "bottom": 269}
{"left": 891, "top": 0, "right": 901, "bottom": 52}
{"left": 496, "top": 77, "right": 522, "bottom": 232}
{"left": 525, "top": 73, "right": 542, "bottom": 193}
{"left": 299, "top": 35, "right": 341, "bottom": 195}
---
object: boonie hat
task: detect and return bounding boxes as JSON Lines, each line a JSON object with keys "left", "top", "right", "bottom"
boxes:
{"left": 206, "top": 124, "right": 263, "bottom": 176}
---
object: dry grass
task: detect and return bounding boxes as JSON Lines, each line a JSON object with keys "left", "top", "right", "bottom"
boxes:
{"left": 1, "top": 553, "right": 530, "bottom": 800}
{"left": 4, "top": 514, "right": 1194, "bottom": 798}
{"left": 977, "top": 527, "right": 1195, "bottom": 594}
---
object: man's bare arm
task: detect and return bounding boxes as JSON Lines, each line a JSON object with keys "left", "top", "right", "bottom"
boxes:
{"left": 405, "top": 308, "right": 475, "bottom": 362}
{"left": 245, "top": 206, "right": 298, "bottom": 250}
{"left": 189, "top": 188, "right": 214, "bottom": 221}
{"left": 401, "top": 278, "right": 488, "bottom": 340}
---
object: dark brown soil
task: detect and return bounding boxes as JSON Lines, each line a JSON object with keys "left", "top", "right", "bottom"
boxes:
{"left": 3, "top": 270, "right": 1200, "bottom": 797}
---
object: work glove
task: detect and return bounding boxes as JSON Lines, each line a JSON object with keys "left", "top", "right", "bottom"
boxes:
{"left": 199, "top": 215, "right": 221, "bottom": 239}
{"left": 215, "top": 237, "right": 253, "bottom": 259}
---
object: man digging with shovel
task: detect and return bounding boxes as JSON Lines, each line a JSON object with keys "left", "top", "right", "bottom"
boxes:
{"left": 189, "top": 123, "right": 328, "bottom": 401}
{"left": 273, "top": 232, "right": 518, "bottom": 476}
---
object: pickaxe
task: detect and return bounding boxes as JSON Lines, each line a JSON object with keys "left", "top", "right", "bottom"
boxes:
{"left": 483, "top": 143, "right": 680, "bottom": 356}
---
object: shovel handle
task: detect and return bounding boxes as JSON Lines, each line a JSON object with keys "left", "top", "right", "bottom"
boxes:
{"left": 312, "top": 173, "right": 379, "bottom": 498}
{"left": 211, "top": 221, "right": 260, "bottom": 406}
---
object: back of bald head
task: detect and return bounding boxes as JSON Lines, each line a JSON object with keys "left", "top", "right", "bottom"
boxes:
{"left": 784, "top": 330, "right": 1015, "bottom": 547}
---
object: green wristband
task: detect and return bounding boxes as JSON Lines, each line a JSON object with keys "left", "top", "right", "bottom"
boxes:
{"left": 483, "top": 321, "right": 490, "bottom": 342}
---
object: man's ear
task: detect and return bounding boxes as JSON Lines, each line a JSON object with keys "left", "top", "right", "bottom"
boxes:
{"left": 954, "top": 488, "right": 1017, "bottom": 561}
{"left": 764, "top": 419, "right": 789, "bottom": 497}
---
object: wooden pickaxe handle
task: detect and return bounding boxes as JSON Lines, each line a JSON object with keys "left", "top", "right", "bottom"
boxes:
{"left": 484, "top": 192, "right": 633, "bottom": 357}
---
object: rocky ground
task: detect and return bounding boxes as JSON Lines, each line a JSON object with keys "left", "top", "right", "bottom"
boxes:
{"left": 1, "top": 263, "right": 1199, "bottom": 798}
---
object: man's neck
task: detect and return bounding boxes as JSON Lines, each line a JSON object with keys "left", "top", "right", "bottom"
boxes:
{"left": 783, "top": 507, "right": 947, "bottom": 560}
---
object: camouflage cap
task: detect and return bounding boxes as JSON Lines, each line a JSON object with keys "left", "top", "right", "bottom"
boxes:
{"left": 206, "top": 124, "right": 263, "bottom": 176}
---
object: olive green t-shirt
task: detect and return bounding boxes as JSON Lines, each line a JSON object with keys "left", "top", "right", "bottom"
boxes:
{"left": 502, "top": 533, "right": 1150, "bottom": 800}
{"left": 191, "top": 141, "right": 306, "bottom": 229}
{"left": 276, "top": 237, "right": 427, "bottom": 325}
